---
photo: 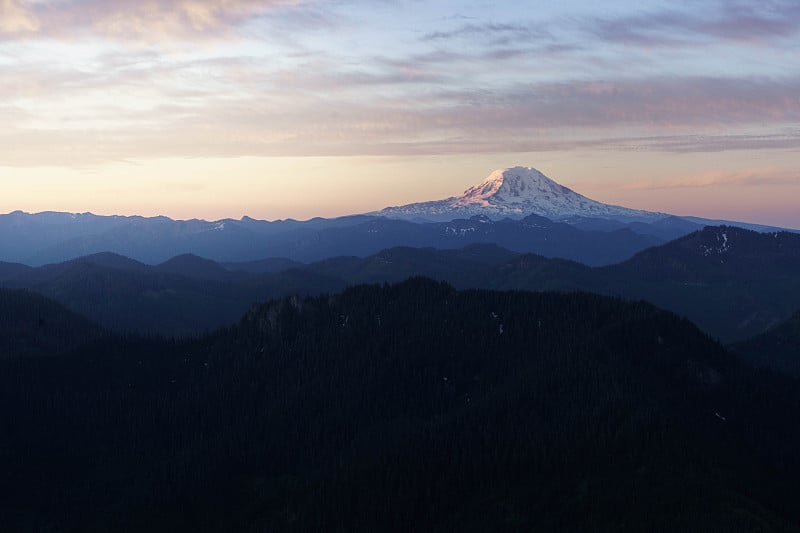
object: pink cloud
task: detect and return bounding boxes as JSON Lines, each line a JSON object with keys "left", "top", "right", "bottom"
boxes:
{"left": 598, "top": 168, "right": 800, "bottom": 192}
{"left": 0, "top": 0, "right": 39, "bottom": 34}
{"left": 0, "top": 0, "right": 301, "bottom": 40}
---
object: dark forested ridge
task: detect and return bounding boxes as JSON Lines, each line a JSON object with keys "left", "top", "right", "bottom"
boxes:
{"left": 731, "top": 311, "right": 800, "bottom": 376}
{"left": 0, "top": 287, "right": 101, "bottom": 357}
{"left": 1, "top": 279, "right": 799, "bottom": 532}
{"left": 306, "top": 226, "right": 800, "bottom": 342}
{"left": 0, "top": 254, "right": 346, "bottom": 336}
{"left": 2, "top": 225, "right": 799, "bottom": 342}
{"left": 597, "top": 226, "right": 800, "bottom": 341}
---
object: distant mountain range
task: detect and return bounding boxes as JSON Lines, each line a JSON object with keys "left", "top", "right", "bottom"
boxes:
{"left": 1, "top": 167, "right": 793, "bottom": 267}
{"left": 2, "top": 225, "right": 798, "bottom": 343}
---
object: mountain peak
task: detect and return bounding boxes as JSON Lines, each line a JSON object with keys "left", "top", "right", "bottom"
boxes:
{"left": 376, "top": 167, "right": 665, "bottom": 223}
{"left": 454, "top": 167, "right": 573, "bottom": 210}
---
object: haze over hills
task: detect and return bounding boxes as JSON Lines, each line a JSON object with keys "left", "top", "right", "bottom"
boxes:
{"left": 1, "top": 167, "right": 793, "bottom": 267}
{"left": 300, "top": 226, "right": 800, "bottom": 342}
{"left": 0, "top": 253, "right": 345, "bottom": 337}
{"left": 2, "top": 226, "right": 799, "bottom": 343}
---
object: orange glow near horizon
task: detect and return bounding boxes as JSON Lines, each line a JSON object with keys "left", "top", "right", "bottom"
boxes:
{"left": 2, "top": 1, "right": 799, "bottom": 228}
{"left": 2, "top": 149, "right": 798, "bottom": 229}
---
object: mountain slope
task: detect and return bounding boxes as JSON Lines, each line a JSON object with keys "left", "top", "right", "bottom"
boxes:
{"left": 598, "top": 226, "right": 800, "bottom": 340}
{"left": 1, "top": 257, "right": 345, "bottom": 336}
{"left": 291, "top": 214, "right": 662, "bottom": 266}
{"left": 731, "top": 311, "right": 800, "bottom": 375}
{"left": 223, "top": 257, "right": 304, "bottom": 275}
{"left": 0, "top": 208, "right": 661, "bottom": 267}
{"left": 306, "top": 243, "right": 519, "bottom": 287}
{"left": 0, "top": 288, "right": 101, "bottom": 357}
{"left": 155, "top": 254, "right": 238, "bottom": 281}
{"left": 0, "top": 261, "right": 32, "bottom": 281}
{"left": 377, "top": 167, "right": 666, "bottom": 222}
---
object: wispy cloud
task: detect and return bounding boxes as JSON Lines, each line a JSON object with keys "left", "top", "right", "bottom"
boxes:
{"left": 0, "top": 0, "right": 39, "bottom": 34}
{"left": 585, "top": 0, "right": 800, "bottom": 48}
{"left": 423, "top": 22, "right": 551, "bottom": 46}
{"left": 604, "top": 167, "right": 800, "bottom": 191}
{"left": 2, "top": 1, "right": 799, "bottom": 166}
{"left": 3, "top": 67, "right": 799, "bottom": 166}
{"left": 0, "top": 0, "right": 304, "bottom": 40}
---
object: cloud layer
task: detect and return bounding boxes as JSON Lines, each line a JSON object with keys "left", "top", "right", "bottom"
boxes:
{"left": 0, "top": 0, "right": 300, "bottom": 39}
{"left": 1, "top": 0, "right": 799, "bottom": 167}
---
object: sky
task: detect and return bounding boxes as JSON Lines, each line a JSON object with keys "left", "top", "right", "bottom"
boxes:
{"left": 1, "top": 0, "right": 798, "bottom": 227}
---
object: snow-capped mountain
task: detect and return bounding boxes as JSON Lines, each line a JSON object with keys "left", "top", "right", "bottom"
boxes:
{"left": 376, "top": 167, "right": 666, "bottom": 223}
{"left": 1, "top": 166, "right": 794, "bottom": 266}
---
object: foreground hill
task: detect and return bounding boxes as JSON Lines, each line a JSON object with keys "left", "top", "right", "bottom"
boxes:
{"left": 1, "top": 279, "right": 798, "bottom": 531}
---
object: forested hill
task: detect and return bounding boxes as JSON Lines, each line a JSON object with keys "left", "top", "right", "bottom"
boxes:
{"left": 2, "top": 279, "right": 799, "bottom": 531}
{"left": 732, "top": 311, "right": 800, "bottom": 376}
{"left": 0, "top": 287, "right": 101, "bottom": 357}
{"left": 4, "top": 225, "right": 800, "bottom": 343}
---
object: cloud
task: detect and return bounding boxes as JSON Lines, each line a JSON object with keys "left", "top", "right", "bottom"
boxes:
{"left": 614, "top": 132, "right": 800, "bottom": 153}
{"left": 419, "top": 76, "right": 800, "bottom": 134}
{"left": 0, "top": 0, "right": 303, "bottom": 40}
{"left": 2, "top": 53, "right": 800, "bottom": 166}
{"left": 2, "top": 1, "right": 799, "bottom": 166}
{"left": 137, "top": 76, "right": 800, "bottom": 153}
{"left": 0, "top": 0, "right": 39, "bottom": 34}
{"left": 585, "top": 1, "right": 800, "bottom": 48}
{"left": 423, "top": 22, "right": 551, "bottom": 46}
{"left": 604, "top": 168, "right": 800, "bottom": 191}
